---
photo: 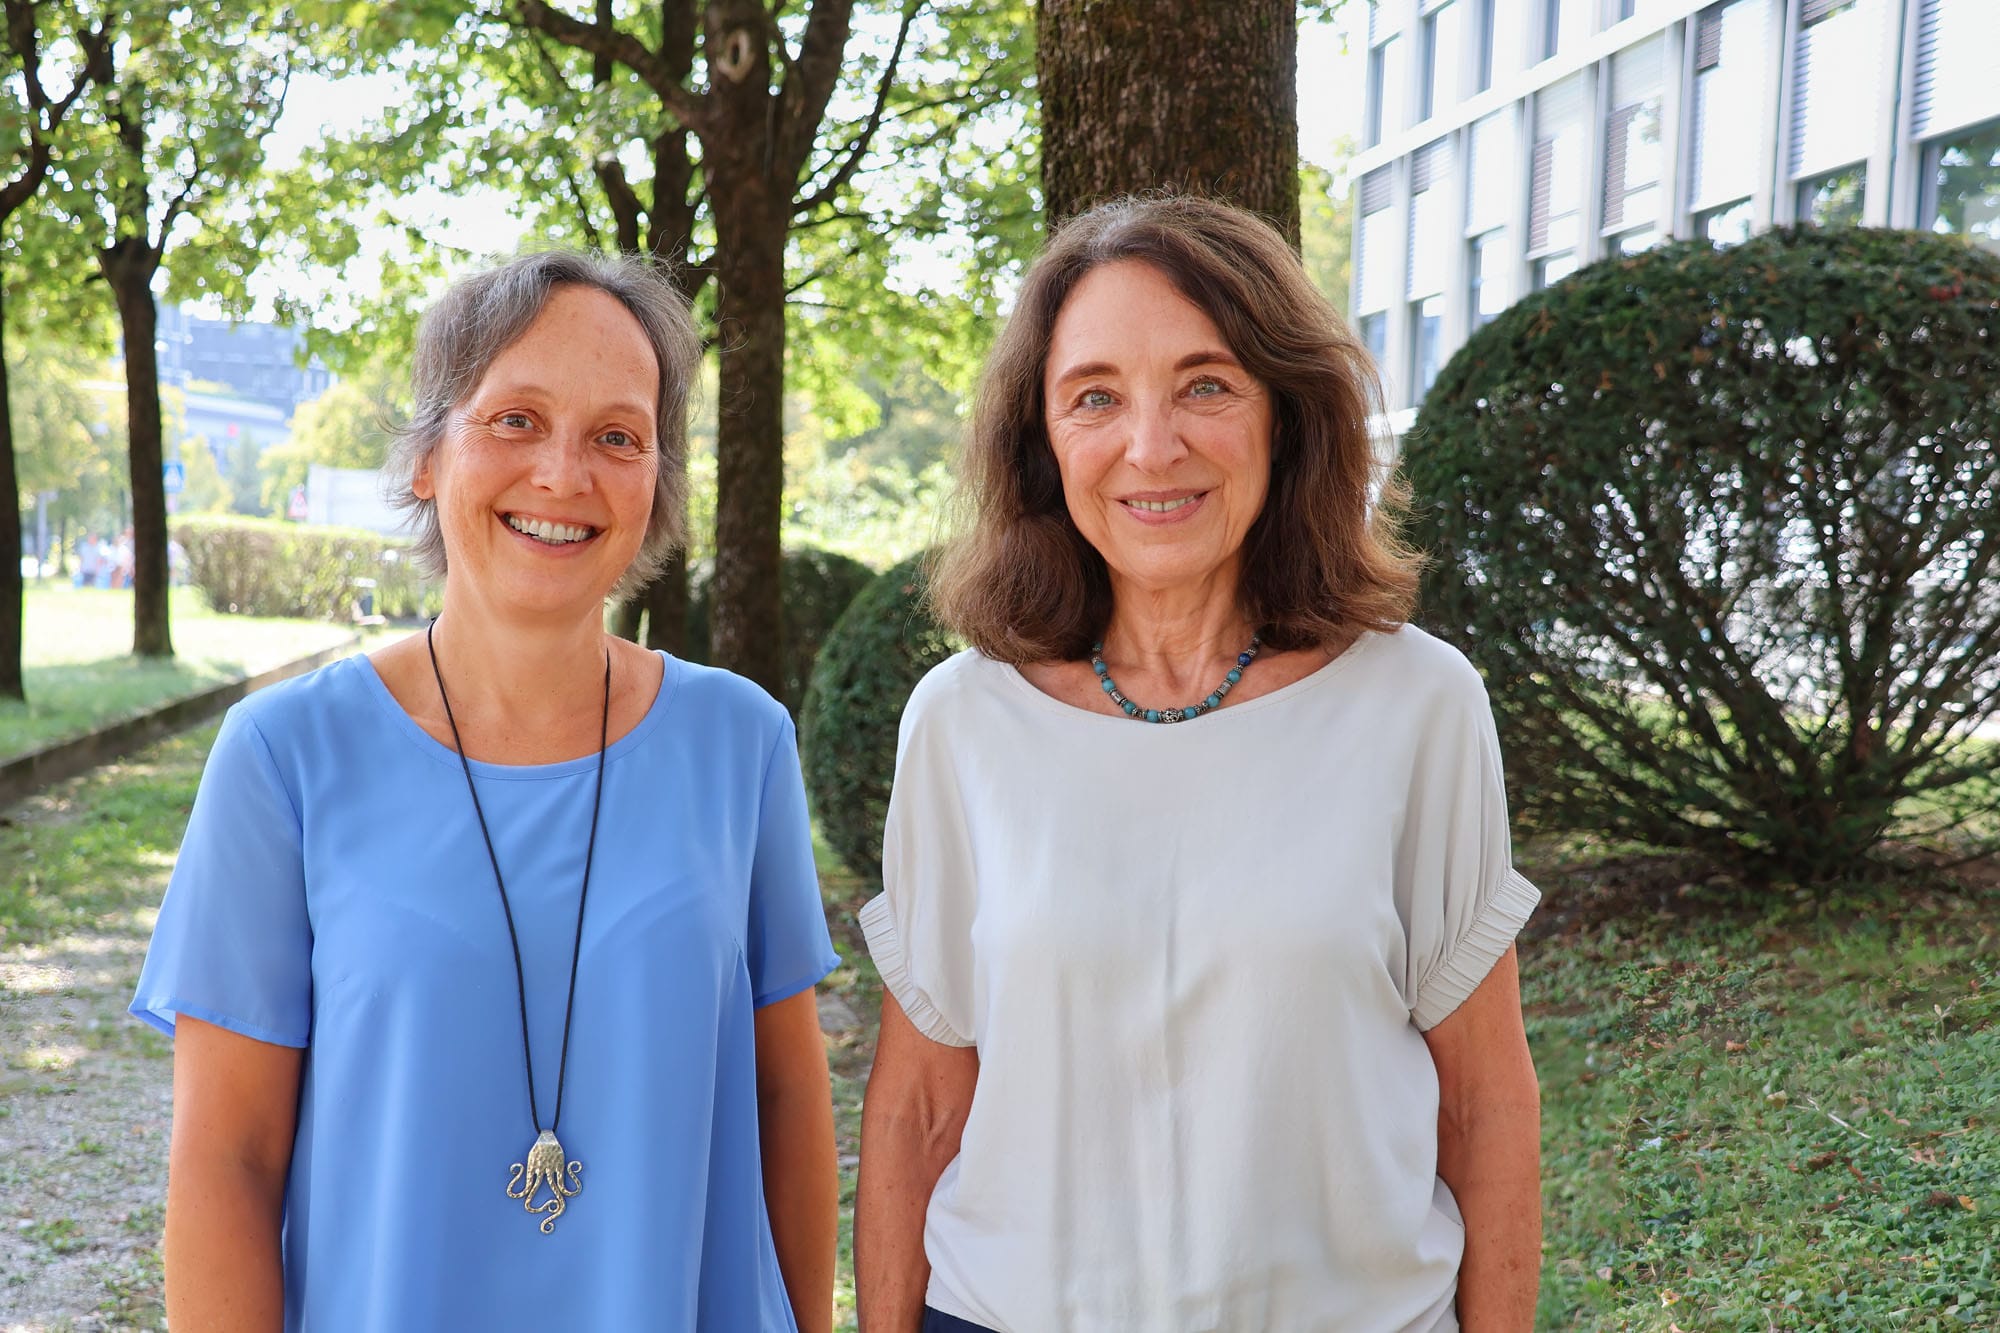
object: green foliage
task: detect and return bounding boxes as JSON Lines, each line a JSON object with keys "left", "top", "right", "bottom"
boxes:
{"left": 1406, "top": 227, "right": 2000, "bottom": 884}
{"left": 256, "top": 370, "right": 400, "bottom": 514}
{"left": 174, "top": 514, "right": 439, "bottom": 622}
{"left": 798, "top": 552, "right": 959, "bottom": 884}
{"left": 685, "top": 546, "right": 878, "bottom": 715}
{"left": 1300, "top": 152, "right": 1354, "bottom": 318}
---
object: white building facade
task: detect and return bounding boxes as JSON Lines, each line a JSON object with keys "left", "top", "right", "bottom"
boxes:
{"left": 1350, "top": 0, "right": 2000, "bottom": 428}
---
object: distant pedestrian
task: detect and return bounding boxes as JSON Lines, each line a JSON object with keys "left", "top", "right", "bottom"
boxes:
{"left": 74, "top": 532, "right": 102, "bottom": 588}
{"left": 114, "top": 529, "right": 135, "bottom": 590}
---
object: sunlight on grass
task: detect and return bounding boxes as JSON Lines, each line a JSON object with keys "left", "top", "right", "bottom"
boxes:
{"left": 0, "top": 584, "right": 358, "bottom": 759}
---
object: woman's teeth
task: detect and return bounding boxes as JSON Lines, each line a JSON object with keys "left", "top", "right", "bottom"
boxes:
{"left": 1126, "top": 496, "right": 1199, "bottom": 513}
{"left": 505, "top": 514, "right": 595, "bottom": 544}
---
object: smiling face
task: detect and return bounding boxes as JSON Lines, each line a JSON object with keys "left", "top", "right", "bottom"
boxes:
{"left": 413, "top": 284, "right": 660, "bottom": 622}
{"left": 1041, "top": 260, "right": 1273, "bottom": 603}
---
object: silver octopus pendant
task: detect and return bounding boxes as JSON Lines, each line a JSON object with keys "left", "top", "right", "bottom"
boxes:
{"left": 506, "top": 1129, "right": 583, "bottom": 1234}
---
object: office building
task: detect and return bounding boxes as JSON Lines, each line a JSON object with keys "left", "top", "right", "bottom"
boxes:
{"left": 1351, "top": 0, "right": 2000, "bottom": 430}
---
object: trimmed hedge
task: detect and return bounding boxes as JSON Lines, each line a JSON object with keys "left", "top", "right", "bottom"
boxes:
{"left": 1405, "top": 226, "right": 2000, "bottom": 883}
{"left": 175, "top": 515, "right": 440, "bottom": 622}
{"left": 684, "top": 546, "right": 878, "bottom": 714}
{"left": 798, "top": 552, "right": 960, "bottom": 885}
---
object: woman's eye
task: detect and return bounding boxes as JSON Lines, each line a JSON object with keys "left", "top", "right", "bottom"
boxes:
{"left": 1189, "top": 377, "right": 1225, "bottom": 397}
{"left": 600, "top": 429, "right": 639, "bottom": 449}
{"left": 498, "top": 412, "right": 533, "bottom": 430}
{"left": 1079, "top": 388, "right": 1114, "bottom": 409}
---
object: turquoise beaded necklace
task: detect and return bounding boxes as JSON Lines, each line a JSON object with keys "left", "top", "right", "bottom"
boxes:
{"left": 1090, "top": 633, "right": 1262, "bottom": 723}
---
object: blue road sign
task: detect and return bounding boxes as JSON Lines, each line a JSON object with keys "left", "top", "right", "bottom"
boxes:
{"left": 163, "top": 460, "right": 185, "bottom": 495}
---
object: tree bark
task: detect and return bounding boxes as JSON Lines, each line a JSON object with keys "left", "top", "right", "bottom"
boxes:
{"left": 100, "top": 240, "right": 172, "bottom": 659}
{"left": 706, "top": 166, "right": 790, "bottom": 693}
{"left": 0, "top": 274, "right": 23, "bottom": 700}
{"left": 1038, "top": 0, "right": 1301, "bottom": 247}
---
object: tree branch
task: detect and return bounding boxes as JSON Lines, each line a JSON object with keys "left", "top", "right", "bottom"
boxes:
{"left": 512, "top": 0, "right": 710, "bottom": 132}
{"left": 776, "top": 0, "right": 860, "bottom": 173}
{"left": 791, "top": 0, "right": 922, "bottom": 213}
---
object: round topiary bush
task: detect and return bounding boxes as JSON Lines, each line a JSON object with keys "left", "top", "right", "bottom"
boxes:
{"left": 683, "top": 546, "right": 877, "bottom": 714}
{"left": 799, "top": 551, "right": 960, "bottom": 885}
{"left": 1405, "top": 226, "right": 2000, "bottom": 884}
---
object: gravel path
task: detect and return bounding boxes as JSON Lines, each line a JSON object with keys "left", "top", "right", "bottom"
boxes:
{"left": 0, "top": 788, "right": 170, "bottom": 1332}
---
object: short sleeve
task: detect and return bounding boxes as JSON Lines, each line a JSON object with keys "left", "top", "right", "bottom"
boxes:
{"left": 857, "top": 678, "right": 978, "bottom": 1047}
{"left": 746, "top": 717, "right": 840, "bottom": 1008}
{"left": 130, "top": 706, "right": 313, "bottom": 1047}
{"left": 1397, "top": 664, "right": 1541, "bottom": 1032}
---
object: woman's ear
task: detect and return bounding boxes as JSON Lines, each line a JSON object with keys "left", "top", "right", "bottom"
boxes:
{"left": 412, "top": 451, "right": 435, "bottom": 502}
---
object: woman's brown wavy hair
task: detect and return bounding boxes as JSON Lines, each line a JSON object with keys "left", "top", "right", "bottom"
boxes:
{"left": 929, "top": 193, "right": 1421, "bottom": 663}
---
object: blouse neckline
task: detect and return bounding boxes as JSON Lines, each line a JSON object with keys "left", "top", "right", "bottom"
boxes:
{"left": 991, "top": 628, "right": 1386, "bottom": 731}
{"left": 352, "top": 649, "right": 681, "bottom": 780}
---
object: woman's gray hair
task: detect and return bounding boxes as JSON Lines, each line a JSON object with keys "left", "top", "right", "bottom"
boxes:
{"left": 383, "top": 249, "right": 700, "bottom": 601}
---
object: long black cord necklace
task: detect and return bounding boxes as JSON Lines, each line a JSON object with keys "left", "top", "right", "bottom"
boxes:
{"left": 427, "top": 619, "right": 609, "bottom": 1236}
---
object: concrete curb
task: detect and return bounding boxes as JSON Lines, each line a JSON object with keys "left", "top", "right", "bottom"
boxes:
{"left": 0, "top": 635, "right": 362, "bottom": 812}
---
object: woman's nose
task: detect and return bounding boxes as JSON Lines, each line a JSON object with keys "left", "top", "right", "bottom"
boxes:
{"left": 1124, "top": 399, "right": 1188, "bottom": 473}
{"left": 529, "top": 433, "right": 592, "bottom": 494}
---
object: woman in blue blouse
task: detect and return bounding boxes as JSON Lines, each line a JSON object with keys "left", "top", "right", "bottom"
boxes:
{"left": 132, "top": 251, "right": 839, "bottom": 1331}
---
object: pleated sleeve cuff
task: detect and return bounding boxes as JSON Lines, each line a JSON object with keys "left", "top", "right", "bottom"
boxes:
{"left": 860, "top": 890, "right": 975, "bottom": 1048}
{"left": 1411, "top": 868, "right": 1541, "bottom": 1032}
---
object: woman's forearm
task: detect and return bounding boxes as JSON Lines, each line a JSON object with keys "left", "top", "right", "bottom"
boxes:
{"left": 1437, "top": 1096, "right": 1542, "bottom": 1331}
{"left": 164, "top": 1153, "right": 287, "bottom": 1331}
{"left": 760, "top": 1080, "right": 839, "bottom": 1333}
{"left": 855, "top": 1105, "right": 956, "bottom": 1333}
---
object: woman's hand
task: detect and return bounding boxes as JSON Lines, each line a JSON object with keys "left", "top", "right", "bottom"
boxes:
{"left": 756, "top": 987, "right": 839, "bottom": 1333}
{"left": 165, "top": 1016, "right": 304, "bottom": 1332}
{"left": 1423, "top": 945, "right": 1542, "bottom": 1332}
{"left": 855, "top": 991, "right": 979, "bottom": 1333}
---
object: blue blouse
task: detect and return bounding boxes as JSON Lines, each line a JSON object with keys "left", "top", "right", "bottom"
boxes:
{"left": 132, "top": 652, "right": 839, "bottom": 1331}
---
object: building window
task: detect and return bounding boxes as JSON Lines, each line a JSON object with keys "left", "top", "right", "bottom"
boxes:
{"left": 1912, "top": 0, "right": 2000, "bottom": 144}
{"left": 1533, "top": 252, "right": 1579, "bottom": 289}
{"left": 1420, "top": 1, "right": 1466, "bottom": 124}
{"left": 1690, "top": 0, "right": 1775, "bottom": 218}
{"left": 1696, "top": 198, "right": 1755, "bottom": 246}
{"left": 1410, "top": 294, "right": 1446, "bottom": 399}
{"left": 1358, "top": 312, "right": 1389, "bottom": 367}
{"left": 1798, "top": 165, "right": 1866, "bottom": 227}
{"left": 1614, "top": 227, "right": 1659, "bottom": 254}
{"left": 1367, "top": 33, "right": 1407, "bottom": 149}
{"left": 1602, "top": 37, "right": 1666, "bottom": 238}
{"left": 1355, "top": 166, "right": 1396, "bottom": 366}
{"left": 1468, "top": 230, "right": 1508, "bottom": 328}
{"left": 1474, "top": 0, "right": 1496, "bottom": 92}
{"left": 1542, "top": 0, "right": 1583, "bottom": 62}
{"left": 1528, "top": 75, "right": 1587, "bottom": 263}
{"left": 1606, "top": 0, "right": 1638, "bottom": 21}
{"left": 1926, "top": 118, "right": 2000, "bottom": 255}
{"left": 1790, "top": 0, "right": 1885, "bottom": 200}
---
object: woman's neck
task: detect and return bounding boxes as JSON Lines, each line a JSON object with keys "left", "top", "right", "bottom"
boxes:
{"left": 428, "top": 590, "right": 610, "bottom": 736}
{"left": 1098, "top": 574, "right": 1256, "bottom": 702}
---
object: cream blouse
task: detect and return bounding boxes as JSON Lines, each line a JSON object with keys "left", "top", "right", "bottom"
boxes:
{"left": 860, "top": 625, "right": 1540, "bottom": 1332}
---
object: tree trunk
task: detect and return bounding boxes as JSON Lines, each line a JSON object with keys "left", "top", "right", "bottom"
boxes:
{"left": 102, "top": 243, "right": 173, "bottom": 659}
{"left": 1038, "top": 0, "right": 1301, "bottom": 247}
{"left": 0, "top": 275, "right": 23, "bottom": 700}
{"left": 642, "top": 545, "right": 688, "bottom": 654}
{"left": 707, "top": 196, "right": 788, "bottom": 695}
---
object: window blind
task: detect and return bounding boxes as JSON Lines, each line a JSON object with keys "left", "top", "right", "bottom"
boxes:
{"left": 1790, "top": 0, "right": 1881, "bottom": 180}
{"left": 1913, "top": 0, "right": 2000, "bottom": 140}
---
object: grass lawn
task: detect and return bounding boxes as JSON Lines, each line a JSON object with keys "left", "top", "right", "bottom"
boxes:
{"left": 5, "top": 722, "right": 1991, "bottom": 1331}
{"left": 0, "top": 583, "right": 360, "bottom": 760}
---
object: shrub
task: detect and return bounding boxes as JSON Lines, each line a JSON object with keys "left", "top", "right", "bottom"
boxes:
{"left": 1405, "top": 227, "right": 2000, "bottom": 884}
{"left": 176, "top": 515, "right": 440, "bottom": 622}
{"left": 799, "top": 551, "right": 960, "bottom": 885}
{"left": 684, "top": 546, "right": 877, "bottom": 714}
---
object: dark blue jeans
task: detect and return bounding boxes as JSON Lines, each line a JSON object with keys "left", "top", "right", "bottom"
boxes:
{"left": 921, "top": 1307, "right": 998, "bottom": 1333}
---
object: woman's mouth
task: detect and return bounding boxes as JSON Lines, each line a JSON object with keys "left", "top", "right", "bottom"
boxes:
{"left": 503, "top": 513, "right": 599, "bottom": 546}
{"left": 1118, "top": 492, "right": 1208, "bottom": 522}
